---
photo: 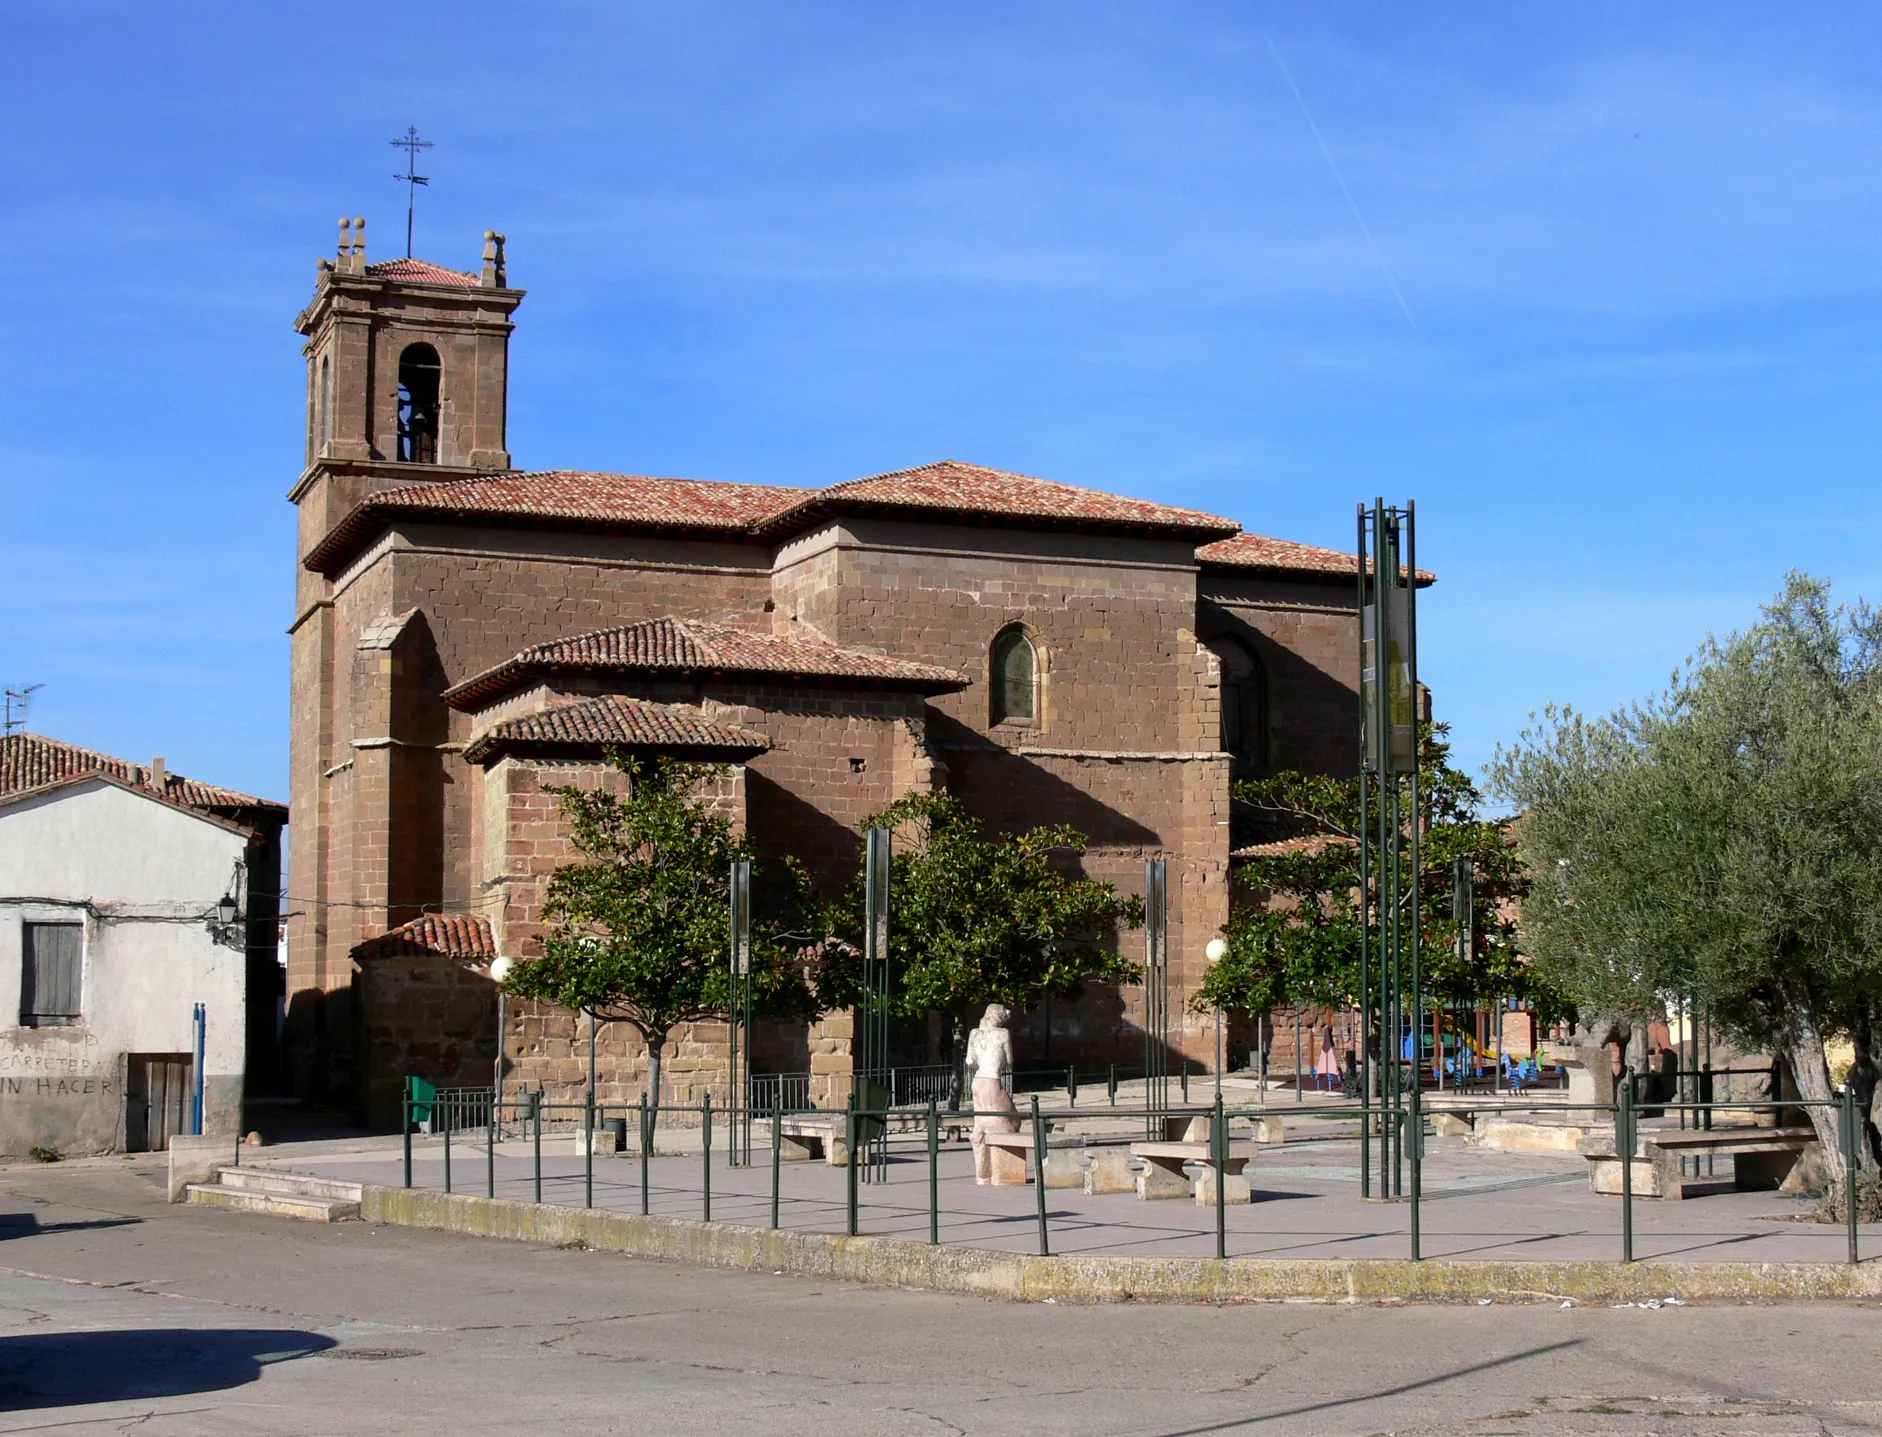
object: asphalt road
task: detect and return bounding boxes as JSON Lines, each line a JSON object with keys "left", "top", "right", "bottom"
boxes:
{"left": 0, "top": 1158, "right": 1875, "bottom": 1436}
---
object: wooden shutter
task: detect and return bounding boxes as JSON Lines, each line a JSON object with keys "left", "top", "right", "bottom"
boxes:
{"left": 22, "top": 923, "right": 82, "bottom": 1025}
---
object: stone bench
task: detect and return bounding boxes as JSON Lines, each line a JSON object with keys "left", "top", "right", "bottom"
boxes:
{"left": 761, "top": 1115, "right": 851, "bottom": 1167}
{"left": 1582, "top": 1126, "right": 1821, "bottom": 1199}
{"left": 1129, "top": 1140, "right": 1258, "bottom": 1205}
{"left": 977, "top": 1126, "right": 1074, "bottom": 1187}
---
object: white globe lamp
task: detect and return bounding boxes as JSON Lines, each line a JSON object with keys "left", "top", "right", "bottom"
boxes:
{"left": 1204, "top": 937, "right": 1228, "bottom": 964}
{"left": 489, "top": 955, "right": 516, "bottom": 983}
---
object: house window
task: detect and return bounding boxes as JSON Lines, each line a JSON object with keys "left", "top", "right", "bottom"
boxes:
{"left": 990, "top": 628, "right": 1038, "bottom": 726}
{"left": 21, "top": 923, "right": 82, "bottom": 1027}
{"left": 319, "top": 354, "right": 333, "bottom": 448}
{"left": 396, "top": 343, "right": 442, "bottom": 463}
{"left": 1213, "top": 638, "right": 1269, "bottom": 768}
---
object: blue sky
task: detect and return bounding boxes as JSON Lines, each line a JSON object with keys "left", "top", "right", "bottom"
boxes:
{"left": 4, "top": 3, "right": 1879, "bottom": 805}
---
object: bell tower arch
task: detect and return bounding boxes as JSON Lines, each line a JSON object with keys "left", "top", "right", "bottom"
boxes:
{"left": 295, "top": 219, "right": 523, "bottom": 474}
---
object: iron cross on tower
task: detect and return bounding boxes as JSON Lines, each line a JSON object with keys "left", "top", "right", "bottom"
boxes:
{"left": 390, "top": 126, "right": 433, "bottom": 258}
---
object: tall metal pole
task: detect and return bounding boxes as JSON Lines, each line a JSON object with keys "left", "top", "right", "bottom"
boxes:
{"left": 1144, "top": 859, "right": 1169, "bottom": 1137}
{"left": 728, "top": 857, "right": 752, "bottom": 1166}
{"left": 1357, "top": 503, "right": 1375, "bottom": 1199}
{"left": 861, "top": 828, "right": 892, "bottom": 1181}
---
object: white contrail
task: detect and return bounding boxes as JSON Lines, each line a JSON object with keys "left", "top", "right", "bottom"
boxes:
{"left": 1265, "top": 32, "right": 1417, "bottom": 330}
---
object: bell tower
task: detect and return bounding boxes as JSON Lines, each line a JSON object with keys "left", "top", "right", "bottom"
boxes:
{"left": 294, "top": 219, "right": 524, "bottom": 475}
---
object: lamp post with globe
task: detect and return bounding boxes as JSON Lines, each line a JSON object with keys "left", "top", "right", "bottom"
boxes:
{"left": 1204, "top": 937, "right": 1229, "bottom": 1099}
{"left": 489, "top": 955, "right": 515, "bottom": 1118}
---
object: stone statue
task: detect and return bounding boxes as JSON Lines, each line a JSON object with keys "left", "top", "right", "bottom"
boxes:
{"left": 966, "top": 1004, "right": 1020, "bottom": 1184}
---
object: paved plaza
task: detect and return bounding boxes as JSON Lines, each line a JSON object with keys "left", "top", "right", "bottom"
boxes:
{"left": 250, "top": 1086, "right": 1875, "bottom": 1267}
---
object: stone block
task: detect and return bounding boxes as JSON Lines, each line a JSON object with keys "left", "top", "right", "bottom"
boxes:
{"left": 1249, "top": 1114, "right": 1286, "bottom": 1144}
{"left": 1193, "top": 1166, "right": 1252, "bottom": 1206}
{"left": 1135, "top": 1161, "right": 1193, "bottom": 1201}
{"left": 1084, "top": 1148, "right": 1136, "bottom": 1195}
{"left": 168, "top": 1133, "right": 238, "bottom": 1203}
{"left": 1431, "top": 1111, "right": 1473, "bottom": 1137}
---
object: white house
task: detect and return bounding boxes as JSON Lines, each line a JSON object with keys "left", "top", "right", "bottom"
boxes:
{"left": 0, "top": 736, "right": 286, "bottom": 1156}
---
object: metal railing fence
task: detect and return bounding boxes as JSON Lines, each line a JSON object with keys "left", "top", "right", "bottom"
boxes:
{"left": 397, "top": 1072, "right": 1871, "bottom": 1268}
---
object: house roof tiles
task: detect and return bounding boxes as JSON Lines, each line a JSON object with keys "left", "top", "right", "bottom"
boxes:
{"left": 0, "top": 733, "right": 285, "bottom": 818}
{"left": 1198, "top": 532, "right": 1436, "bottom": 585}
{"left": 445, "top": 616, "right": 968, "bottom": 709}
{"left": 462, "top": 693, "right": 771, "bottom": 764}
{"left": 353, "top": 913, "right": 496, "bottom": 961}
{"left": 363, "top": 257, "right": 481, "bottom": 289}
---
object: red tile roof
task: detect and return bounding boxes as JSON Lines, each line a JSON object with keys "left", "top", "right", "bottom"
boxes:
{"left": 364, "top": 257, "right": 481, "bottom": 289}
{"left": 1198, "top": 532, "right": 1436, "bottom": 585}
{"left": 1230, "top": 833, "right": 1360, "bottom": 860}
{"left": 445, "top": 616, "right": 969, "bottom": 709}
{"left": 754, "top": 460, "right": 1239, "bottom": 540}
{"left": 353, "top": 913, "right": 496, "bottom": 961}
{"left": 302, "top": 470, "right": 813, "bottom": 574}
{"left": 0, "top": 733, "right": 285, "bottom": 817}
{"left": 462, "top": 694, "right": 771, "bottom": 764}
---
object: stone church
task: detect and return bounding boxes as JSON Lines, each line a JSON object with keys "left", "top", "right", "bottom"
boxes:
{"left": 287, "top": 222, "right": 1367, "bottom": 1126}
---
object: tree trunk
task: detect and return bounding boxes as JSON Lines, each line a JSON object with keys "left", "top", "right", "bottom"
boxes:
{"left": 1778, "top": 1003, "right": 1872, "bottom": 1216}
{"left": 643, "top": 1030, "right": 666, "bottom": 1150}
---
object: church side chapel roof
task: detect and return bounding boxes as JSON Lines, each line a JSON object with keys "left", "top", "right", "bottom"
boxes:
{"left": 363, "top": 257, "right": 482, "bottom": 288}
{"left": 353, "top": 913, "right": 496, "bottom": 962}
{"left": 445, "top": 616, "right": 970, "bottom": 709}
{"left": 0, "top": 733, "right": 286, "bottom": 818}
{"left": 1198, "top": 532, "right": 1437, "bottom": 586}
{"left": 302, "top": 471, "right": 815, "bottom": 573}
{"left": 302, "top": 459, "right": 1247, "bottom": 575}
{"left": 461, "top": 692, "right": 771, "bottom": 765}
{"left": 748, "top": 460, "right": 1241, "bottom": 540}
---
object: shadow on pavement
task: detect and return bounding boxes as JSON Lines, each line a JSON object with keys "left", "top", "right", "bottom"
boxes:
{"left": 0, "top": 1328, "right": 336, "bottom": 1410}
{"left": 0, "top": 1212, "right": 141, "bottom": 1240}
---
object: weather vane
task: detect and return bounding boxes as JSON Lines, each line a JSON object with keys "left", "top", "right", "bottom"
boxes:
{"left": 390, "top": 126, "right": 433, "bottom": 259}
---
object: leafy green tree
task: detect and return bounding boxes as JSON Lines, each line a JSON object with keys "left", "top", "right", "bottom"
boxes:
{"left": 1490, "top": 575, "right": 1882, "bottom": 1210}
{"left": 816, "top": 791, "right": 1144, "bottom": 1078}
{"left": 500, "top": 753, "right": 817, "bottom": 1132}
{"left": 1195, "top": 724, "right": 1550, "bottom": 1051}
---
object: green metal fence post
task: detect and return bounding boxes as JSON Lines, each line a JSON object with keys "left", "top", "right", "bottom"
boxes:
{"left": 487, "top": 1091, "right": 496, "bottom": 1198}
{"left": 702, "top": 1093, "right": 713, "bottom": 1223}
{"left": 770, "top": 1092, "right": 782, "bottom": 1230}
{"left": 1182, "top": 1064, "right": 1190, "bottom": 1105}
{"left": 1108, "top": 1064, "right": 1117, "bottom": 1107}
{"left": 1212, "top": 1092, "right": 1226, "bottom": 1260}
{"left": 927, "top": 1097, "right": 940, "bottom": 1245}
{"left": 1031, "top": 1096, "right": 1050, "bottom": 1257}
{"left": 1409, "top": 1075, "right": 1422, "bottom": 1262}
{"left": 584, "top": 1092, "right": 594, "bottom": 1210}
{"left": 1619, "top": 1081, "right": 1634, "bottom": 1263}
{"left": 532, "top": 1091, "right": 542, "bottom": 1204}
{"left": 443, "top": 1096, "right": 453, "bottom": 1194}
{"left": 1067, "top": 1066, "right": 1076, "bottom": 1110}
{"left": 640, "top": 1093, "right": 650, "bottom": 1216}
{"left": 402, "top": 1077, "right": 412, "bottom": 1189}
{"left": 845, "top": 1104, "right": 859, "bottom": 1237}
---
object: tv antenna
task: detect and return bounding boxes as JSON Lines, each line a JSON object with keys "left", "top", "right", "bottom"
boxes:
{"left": 390, "top": 126, "right": 433, "bottom": 258}
{"left": 3, "top": 685, "right": 43, "bottom": 737}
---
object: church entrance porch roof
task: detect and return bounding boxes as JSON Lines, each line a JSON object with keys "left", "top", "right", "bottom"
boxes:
{"left": 444, "top": 616, "right": 969, "bottom": 710}
{"left": 460, "top": 693, "right": 772, "bottom": 766}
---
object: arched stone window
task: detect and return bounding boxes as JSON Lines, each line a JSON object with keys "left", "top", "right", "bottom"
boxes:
{"left": 989, "top": 627, "right": 1039, "bottom": 727}
{"left": 396, "top": 343, "right": 442, "bottom": 463}
{"left": 1214, "top": 638, "right": 1269, "bottom": 768}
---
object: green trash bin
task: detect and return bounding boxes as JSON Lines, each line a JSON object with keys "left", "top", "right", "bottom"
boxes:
{"left": 409, "top": 1076, "right": 438, "bottom": 1133}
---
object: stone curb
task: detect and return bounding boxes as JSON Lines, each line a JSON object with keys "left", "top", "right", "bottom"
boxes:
{"left": 359, "top": 1183, "right": 1882, "bottom": 1305}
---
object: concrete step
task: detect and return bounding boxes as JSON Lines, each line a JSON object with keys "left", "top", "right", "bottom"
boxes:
{"left": 185, "top": 1182, "right": 360, "bottom": 1223}
{"left": 212, "top": 1166, "right": 363, "bottom": 1203}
